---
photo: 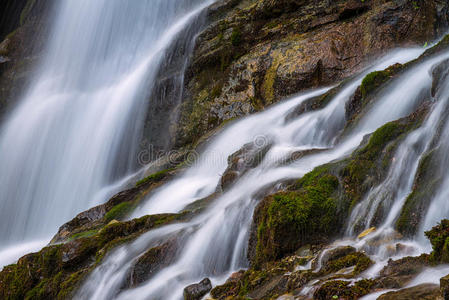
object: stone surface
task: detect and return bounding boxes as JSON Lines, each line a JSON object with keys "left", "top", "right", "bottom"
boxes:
{"left": 183, "top": 278, "right": 212, "bottom": 300}
{"left": 173, "top": 0, "right": 449, "bottom": 148}
{"left": 377, "top": 284, "right": 441, "bottom": 300}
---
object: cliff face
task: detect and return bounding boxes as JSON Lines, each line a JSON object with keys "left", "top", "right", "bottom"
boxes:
{"left": 171, "top": 0, "right": 449, "bottom": 148}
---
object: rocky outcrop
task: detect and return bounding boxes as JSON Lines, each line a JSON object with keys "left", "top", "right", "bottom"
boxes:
{"left": 51, "top": 168, "right": 176, "bottom": 244}
{"left": 0, "top": 212, "right": 190, "bottom": 300}
{"left": 173, "top": 0, "right": 449, "bottom": 147}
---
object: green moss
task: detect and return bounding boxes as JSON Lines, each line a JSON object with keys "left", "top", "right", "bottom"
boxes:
{"left": 425, "top": 220, "right": 449, "bottom": 263}
{"left": 359, "top": 64, "right": 403, "bottom": 99}
{"left": 104, "top": 202, "right": 134, "bottom": 222}
{"left": 314, "top": 279, "right": 376, "bottom": 300}
{"left": 254, "top": 170, "right": 340, "bottom": 266}
{"left": 69, "top": 229, "right": 98, "bottom": 241}
{"left": 323, "top": 252, "right": 373, "bottom": 275}
{"left": 135, "top": 168, "right": 172, "bottom": 187}
{"left": 341, "top": 121, "right": 410, "bottom": 207}
{"left": 0, "top": 211, "right": 190, "bottom": 299}
{"left": 396, "top": 148, "right": 442, "bottom": 236}
{"left": 231, "top": 27, "right": 242, "bottom": 46}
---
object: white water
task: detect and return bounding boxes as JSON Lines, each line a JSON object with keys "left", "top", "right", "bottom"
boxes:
{"left": 77, "top": 48, "right": 436, "bottom": 300}
{"left": 0, "top": 0, "right": 211, "bottom": 253}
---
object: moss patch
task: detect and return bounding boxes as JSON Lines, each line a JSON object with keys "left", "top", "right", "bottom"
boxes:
{"left": 104, "top": 202, "right": 134, "bottom": 222}
{"left": 314, "top": 279, "right": 376, "bottom": 300}
{"left": 136, "top": 168, "right": 173, "bottom": 187}
{"left": 0, "top": 212, "right": 189, "bottom": 299}
{"left": 425, "top": 219, "right": 449, "bottom": 263}
{"left": 253, "top": 167, "right": 340, "bottom": 267}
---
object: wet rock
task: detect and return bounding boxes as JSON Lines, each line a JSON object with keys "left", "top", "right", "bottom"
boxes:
{"left": 440, "top": 274, "right": 449, "bottom": 299}
{"left": 317, "top": 246, "right": 356, "bottom": 270}
{"left": 314, "top": 279, "right": 376, "bottom": 300}
{"left": 248, "top": 165, "right": 342, "bottom": 267}
{"left": 0, "top": 0, "right": 52, "bottom": 120}
{"left": 425, "top": 219, "right": 449, "bottom": 263}
{"left": 378, "top": 255, "right": 430, "bottom": 288}
{"left": 220, "top": 141, "right": 271, "bottom": 190}
{"left": 126, "top": 238, "right": 179, "bottom": 288}
{"left": 377, "top": 283, "right": 441, "bottom": 300}
{"left": 183, "top": 278, "right": 212, "bottom": 300}
{"left": 51, "top": 169, "right": 175, "bottom": 244}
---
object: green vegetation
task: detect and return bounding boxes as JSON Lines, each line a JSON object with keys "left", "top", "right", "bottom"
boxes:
{"left": 254, "top": 168, "right": 340, "bottom": 266}
{"left": 342, "top": 120, "right": 412, "bottom": 207}
{"left": 231, "top": 28, "right": 242, "bottom": 46}
{"left": 359, "top": 64, "right": 403, "bottom": 99}
{"left": 135, "top": 168, "right": 172, "bottom": 187}
{"left": 0, "top": 212, "right": 188, "bottom": 299}
{"left": 69, "top": 229, "right": 98, "bottom": 241}
{"left": 314, "top": 279, "right": 376, "bottom": 300}
{"left": 397, "top": 148, "right": 441, "bottom": 236}
{"left": 425, "top": 219, "right": 449, "bottom": 263}
{"left": 323, "top": 252, "right": 373, "bottom": 275}
{"left": 104, "top": 202, "right": 134, "bottom": 222}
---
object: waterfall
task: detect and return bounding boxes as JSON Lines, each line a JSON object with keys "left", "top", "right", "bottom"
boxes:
{"left": 0, "top": 0, "right": 211, "bottom": 257}
{"left": 3, "top": 0, "right": 449, "bottom": 298}
{"left": 76, "top": 49, "right": 430, "bottom": 300}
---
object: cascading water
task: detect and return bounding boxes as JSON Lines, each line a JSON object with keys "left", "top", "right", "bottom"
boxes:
{"left": 3, "top": 1, "right": 449, "bottom": 298}
{"left": 0, "top": 0, "right": 212, "bottom": 263}
{"left": 76, "top": 49, "right": 432, "bottom": 300}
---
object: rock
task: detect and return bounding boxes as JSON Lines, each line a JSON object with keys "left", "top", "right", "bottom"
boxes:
{"left": 51, "top": 169, "right": 174, "bottom": 244}
{"left": 378, "top": 255, "right": 430, "bottom": 288}
{"left": 0, "top": 0, "right": 52, "bottom": 121}
{"left": 314, "top": 279, "right": 376, "bottom": 300}
{"left": 318, "top": 246, "right": 356, "bottom": 270}
{"left": 174, "top": 0, "right": 449, "bottom": 148}
{"left": 377, "top": 284, "right": 441, "bottom": 300}
{"left": 125, "top": 238, "right": 179, "bottom": 288}
{"left": 358, "top": 227, "right": 377, "bottom": 239}
{"left": 440, "top": 274, "right": 449, "bottom": 300}
{"left": 220, "top": 141, "right": 271, "bottom": 190}
{"left": 425, "top": 220, "right": 449, "bottom": 263}
{"left": 248, "top": 166, "right": 341, "bottom": 267}
{"left": 183, "top": 278, "right": 212, "bottom": 300}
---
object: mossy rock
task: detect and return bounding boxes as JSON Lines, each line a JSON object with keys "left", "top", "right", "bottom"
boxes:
{"left": 252, "top": 166, "right": 341, "bottom": 267}
{"left": 396, "top": 148, "right": 442, "bottom": 236}
{"left": 360, "top": 64, "right": 403, "bottom": 99}
{"left": 425, "top": 219, "right": 449, "bottom": 263}
{"left": 0, "top": 212, "right": 190, "bottom": 299}
{"left": 322, "top": 251, "right": 373, "bottom": 275}
{"left": 314, "top": 279, "right": 376, "bottom": 300}
{"left": 135, "top": 168, "right": 173, "bottom": 187}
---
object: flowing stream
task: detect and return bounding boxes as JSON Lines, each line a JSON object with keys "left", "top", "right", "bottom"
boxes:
{"left": 77, "top": 48, "right": 447, "bottom": 300}
{"left": 0, "top": 0, "right": 211, "bottom": 262}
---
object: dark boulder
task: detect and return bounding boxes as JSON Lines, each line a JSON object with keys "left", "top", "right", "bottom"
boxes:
{"left": 183, "top": 278, "right": 212, "bottom": 300}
